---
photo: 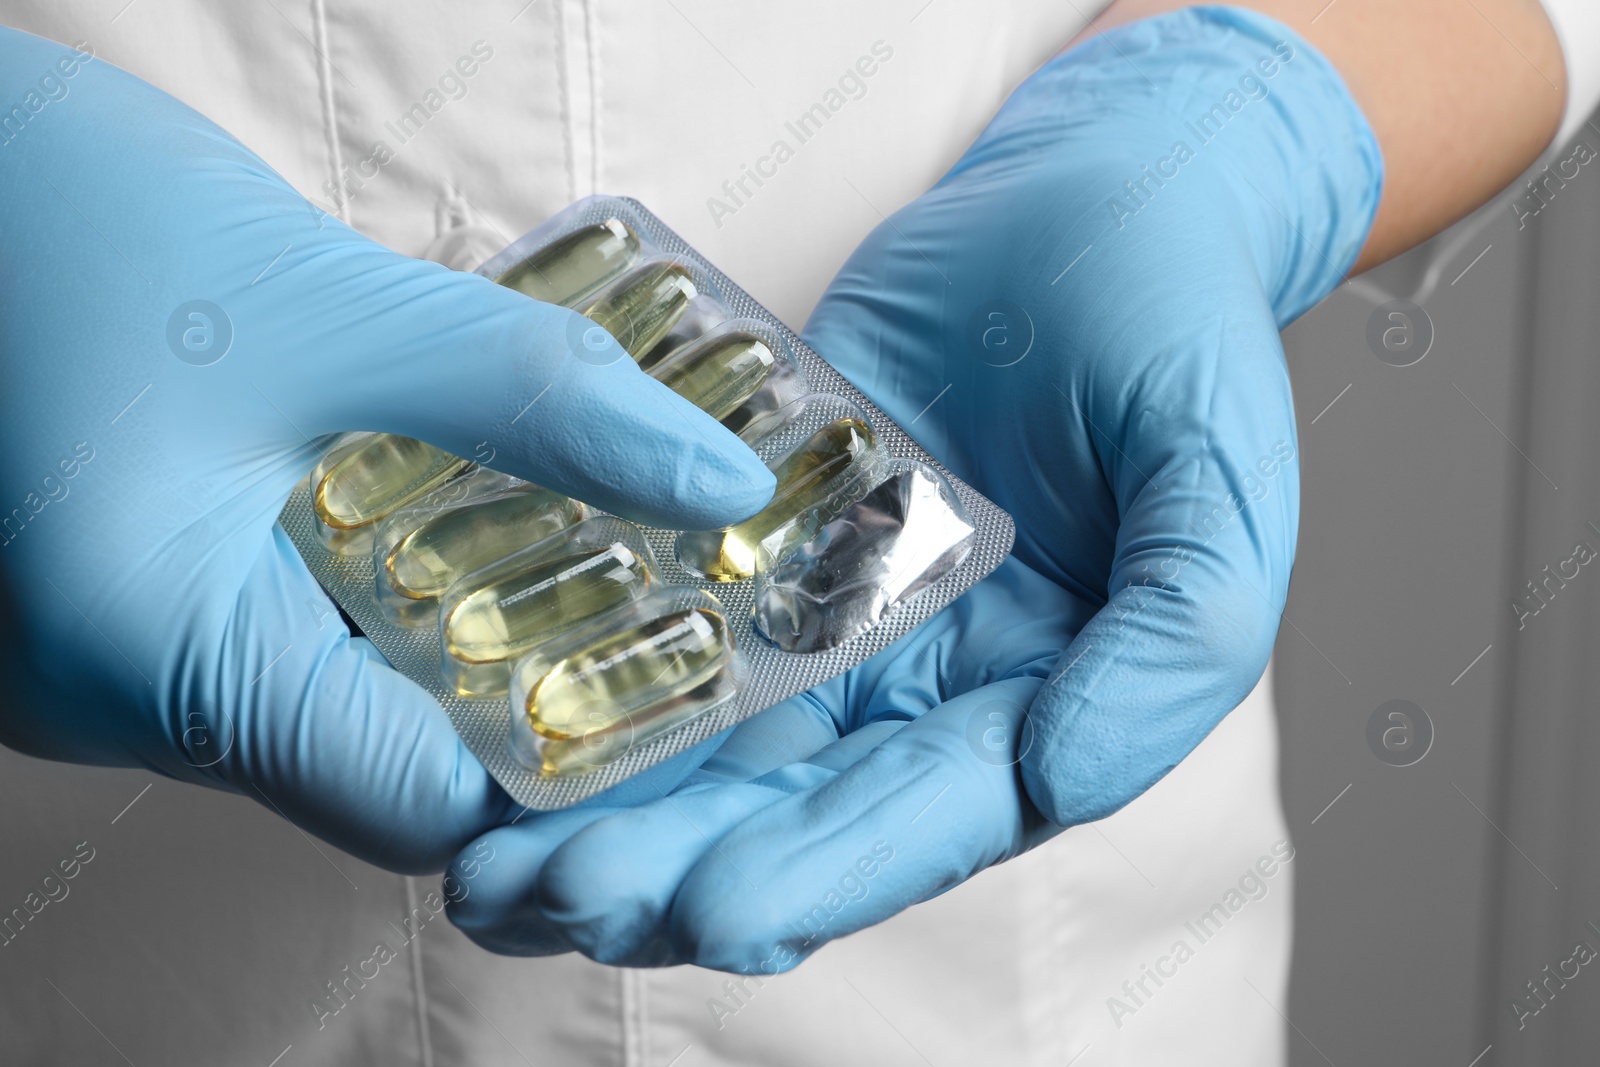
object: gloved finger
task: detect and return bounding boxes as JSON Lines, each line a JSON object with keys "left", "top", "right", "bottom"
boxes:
{"left": 684, "top": 690, "right": 844, "bottom": 785}
{"left": 1024, "top": 302, "right": 1298, "bottom": 827}
{"left": 443, "top": 732, "right": 734, "bottom": 958}
{"left": 518, "top": 718, "right": 909, "bottom": 967}
{"left": 447, "top": 774, "right": 786, "bottom": 963}
{"left": 530, "top": 781, "right": 794, "bottom": 966}
{"left": 450, "top": 699, "right": 902, "bottom": 966}
{"left": 166, "top": 525, "right": 520, "bottom": 873}
{"left": 667, "top": 678, "right": 1049, "bottom": 974}
{"left": 232, "top": 236, "right": 776, "bottom": 531}
{"left": 442, "top": 805, "right": 616, "bottom": 958}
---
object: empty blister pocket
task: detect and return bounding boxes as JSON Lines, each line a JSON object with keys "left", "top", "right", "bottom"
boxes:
{"left": 754, "top": 460, "right": 977, "bottom": 654}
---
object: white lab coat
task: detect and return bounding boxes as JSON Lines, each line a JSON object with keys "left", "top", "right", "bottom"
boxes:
{"left": 3, "top": 2, "right": 1589, "bottom": 1064}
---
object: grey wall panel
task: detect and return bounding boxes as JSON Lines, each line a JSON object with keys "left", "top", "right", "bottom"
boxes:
{"left": 1482, "top": 123, "right": 1600, "bottom": 1062}
{"left": 1277, "top": 182, "right": 1541, "bottom": 1062}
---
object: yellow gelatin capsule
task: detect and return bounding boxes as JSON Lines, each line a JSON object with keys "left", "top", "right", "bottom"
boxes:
{"left": 444, "top": 544, "right": 651, "bottom": 665}
{"left": 494, "top": 218, "right": 640, "bottom": 307}
{"left": 313, "top": 434, "right": 470, "bottom": 531}
{"left": 384, "top": 489, "right": 583, "bottom": 601}
{"left": 649, "top": 331, "right": 775, "bottom": 422}
{"left": 525, "top": 607, "right": 734, "bottom": 774}
{"left": 678, "top": 417, "right": 877, "bottom": 582}
{"left": 581, "top": 260, "right": 697, "bottom": 361}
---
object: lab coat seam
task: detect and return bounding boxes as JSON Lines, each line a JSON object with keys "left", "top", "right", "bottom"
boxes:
{"left": 403, "top": 875, "right": 438, "bottom": 1067}
{"left": 584, "top": 0, "right": 603, "bottom": 194}
{"left": 309, "top": 0, "right": 350, "bottom": 224}
{"left": 553, "top": 0, "right": 578, "bottom": 203}
{"left": 1050, "top": 834, "right": 1075, "bottom": 1063}
{"left": 620, "top": 966, "right": 644, "bottom": 1067}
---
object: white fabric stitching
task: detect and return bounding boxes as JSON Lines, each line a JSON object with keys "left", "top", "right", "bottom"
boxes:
{"left": 621, "top": 967, "right": 644, "bottom": 1067}
{"left": 403, "top": 876, "right": 437, "bottom": 1067}
{"left": 584, "top": 0, "right": 603, "bottom": 195}
{"left": 553, "top": 0, "right": 578, "bottom": 203}
{"left": 310, "top": 0, "right": 350, "bottom": 223}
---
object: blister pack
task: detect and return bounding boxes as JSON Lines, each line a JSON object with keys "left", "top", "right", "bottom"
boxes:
{"left": 278, "top": 196, "right": 1014, "bottom": 809}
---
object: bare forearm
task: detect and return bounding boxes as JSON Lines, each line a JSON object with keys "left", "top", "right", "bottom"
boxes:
{"left": 1072, "top": 0, "right": 1566, "bottom": 270}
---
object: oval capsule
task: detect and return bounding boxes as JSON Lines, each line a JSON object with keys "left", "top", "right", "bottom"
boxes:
{"left": 649, "top": 331, "right": 775, "bottom": 422}
{"left": 495, "top": 218, "right": 640, "bottom": 307}
{"left": 677, "top": 416, "right": 877, "bottom": 582}
{"left": 523, "top": 607, "right": 735, "bottom": 775}
{"left": 313, "top": 434, "right": 470, "bottom": 531}
{"left": 444, "top": 543, "right": 652, "bottom": 665}
{"left": 582, "top": 259, "right": 697, "bottom": 361}
{"left": 384, "top": 488, "right": 583, "bottom": 601}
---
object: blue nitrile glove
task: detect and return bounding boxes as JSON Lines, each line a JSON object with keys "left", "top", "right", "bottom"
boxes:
{"left": 447, "top": 6, "right": 1382, "bottom": 965}
{"left": 0, "top": 29, "right": 773, "bottom": 873}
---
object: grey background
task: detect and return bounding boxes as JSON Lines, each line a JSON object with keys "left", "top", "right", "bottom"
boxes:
{"left": 1279, "top": 109, "right": 1600, "bottom": 1063}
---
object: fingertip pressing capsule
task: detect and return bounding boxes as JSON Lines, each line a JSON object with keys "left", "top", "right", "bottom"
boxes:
{"left": 384, "top": 487, "right": 584, "bottom": 601}
{"left": 313, "top": 434, "right": 471, "bottom": 533}
{"left": 494, "top": 218, "right": 641, "bottom": 308}
{"left": 649, "top": 330, "right": 776, "bottom": 423}
{"left": 677, "top": 416, "right": 878, "bottom": 582}
{"left": 581, "top": 259, "right": 698, "bottom": 362}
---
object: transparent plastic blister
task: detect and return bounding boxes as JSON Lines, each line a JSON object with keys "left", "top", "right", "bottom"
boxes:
{"left": 310, "top": 431, "right": 475, "bottom": 558}
{"left": 439, "top": 517, "right": 658, "bottom": 700}
{"left": 371, "top": 471, "right": 580, "bottom": 628}
{"left": 278, "top": 196, "right": 1014, "bottom": 809}
{"left": 508, "top": 587, "right": 746, "bottom": 779}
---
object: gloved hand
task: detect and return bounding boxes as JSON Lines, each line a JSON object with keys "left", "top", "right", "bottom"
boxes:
{"left": 0, "top": 29, "right": 772, "bottom": 873}
{"left": 447, "top": 6, "right": 1382, "bottom": 964}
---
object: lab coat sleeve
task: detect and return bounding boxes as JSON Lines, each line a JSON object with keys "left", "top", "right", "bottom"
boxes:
{"left": 1541, "top": 0, "right": 1600, "bottom": 145}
